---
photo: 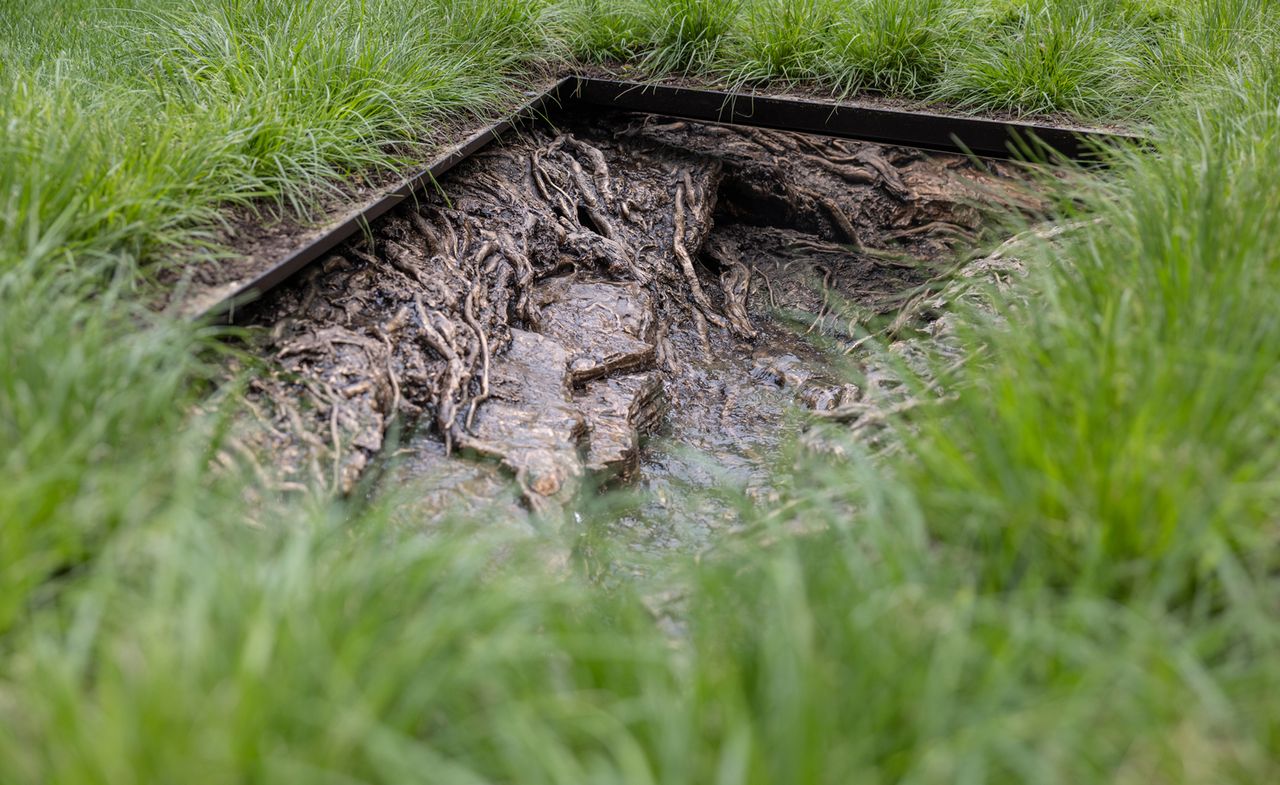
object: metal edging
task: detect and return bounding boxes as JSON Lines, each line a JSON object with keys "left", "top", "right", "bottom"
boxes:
{"left": 201, "top": 75, "right": 1144, "bottom": 324}
{"left": 202, "top": 77, "right": 576, "bottom": 324}
{"left": 570, "top": 77, "right": 1143, "bottom": 161}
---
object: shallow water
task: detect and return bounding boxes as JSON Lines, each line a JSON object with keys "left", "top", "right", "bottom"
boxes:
{"left": 594, "top": 313, "right": 834, "bottom": 573}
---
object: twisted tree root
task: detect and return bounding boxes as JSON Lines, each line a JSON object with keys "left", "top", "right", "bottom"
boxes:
{"left": 673, "top": 179, "right": 727, "bottom": 331}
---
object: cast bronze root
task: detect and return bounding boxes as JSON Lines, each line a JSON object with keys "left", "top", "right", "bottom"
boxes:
{"left": 227, "top": 113, "right": 1038, "bottom": 502}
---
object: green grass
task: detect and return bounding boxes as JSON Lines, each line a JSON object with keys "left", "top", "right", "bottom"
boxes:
{"left": 563, "top": 0, "right": 1277, "bottom": 117}
{"left": 932, "top": 0, "right": 1139, "bottom": 116}
{"left": 5, "top": 0, "right": 1280, "bottom": 782}
{"left": 724, "top": 0, "right": 838, "bottom": 84}
{"left": 819, "top": 0, "right": 958, "bottom": 96}
{"left": 0, "top": 258, "right": 220, "bottom": 637}
{"left": 0, "top": 0, "right": 556, "bottom": 268}
{"left": 877, "top": 55, "right": 1280, "bottom": 601}
{"left": 2, "top": 0, "right": 1273, "bottom": 273}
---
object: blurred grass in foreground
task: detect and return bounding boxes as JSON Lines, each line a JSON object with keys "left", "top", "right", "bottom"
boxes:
{"left": 3, "top": 1, "right": 1280, "bottom": 782}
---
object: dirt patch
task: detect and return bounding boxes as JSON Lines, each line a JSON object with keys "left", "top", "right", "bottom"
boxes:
{"left": 222, "top": 109, "right": 1040, "bottom": 525}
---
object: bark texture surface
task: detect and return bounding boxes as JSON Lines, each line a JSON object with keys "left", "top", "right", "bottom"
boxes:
{"left": 226, "top": 112, "right": 1037, "bottom": 514}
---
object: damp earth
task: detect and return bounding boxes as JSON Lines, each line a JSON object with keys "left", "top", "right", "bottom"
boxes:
{"left": 225, "top": 111, "right": 1040, "bottom": 564}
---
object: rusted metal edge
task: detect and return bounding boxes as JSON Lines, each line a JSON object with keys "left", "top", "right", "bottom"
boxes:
{"left": 203, "top": 77, "right": 576, "bottom": 324}
{"left": 571, "top": 77, "right": 1144, "bottom": 161}
{"left": 203, "top": 74, "right": 1144, "bottom": 324}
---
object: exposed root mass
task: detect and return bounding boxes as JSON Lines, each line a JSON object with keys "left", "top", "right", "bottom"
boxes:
{"left": 226, "top": 112, "right": 1038, "bottom": 512}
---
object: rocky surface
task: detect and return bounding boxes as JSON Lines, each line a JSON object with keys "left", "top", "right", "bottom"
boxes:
{"left": 463, "top": 328, "right": 586, "bottom": 505}
{"left": 534, "top": 278, "right": 657, "bottom": 384}
{"left": 577, "top": 372, "right": 665, "bottom": 479}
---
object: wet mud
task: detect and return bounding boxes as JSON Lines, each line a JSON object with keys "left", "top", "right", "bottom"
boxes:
{"left": 225, "top": 110, "right": 1038, "bottom": 547}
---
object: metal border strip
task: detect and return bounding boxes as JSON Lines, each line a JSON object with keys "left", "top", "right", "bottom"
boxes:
{"left": 571, "top": 77, "right": 1142, "bottom": 160}
{"left": 202, "top": 78, "right": 576, "bottom": 323}
{"left": 201, "top": 75, "right": 1142, "bottom": 323}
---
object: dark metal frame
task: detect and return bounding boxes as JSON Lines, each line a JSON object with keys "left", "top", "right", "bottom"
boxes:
{"left": 203, "top": 76, "right": 1142, "bottom": 323}
{"left": 573, "top": 78, "right": 1143, "bottom": 160}
{"left": 208, "top": 78, "right": 577, "bottom": 323}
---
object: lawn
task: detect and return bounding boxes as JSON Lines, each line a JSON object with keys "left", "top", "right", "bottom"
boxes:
{"left": 3, "top": 1, "right": 1280, "bottom": 782}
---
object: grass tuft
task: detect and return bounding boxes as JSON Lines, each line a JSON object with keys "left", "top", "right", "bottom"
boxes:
{"left": 638, "top": 0, "right": 744, "bottom": 74}
{"left": 821, "top": 0, "right": 958, "bottom": 97}
{"left": 885, "top": 48, "right": 1280, "bottom": 598}
{"left": 723, "top": 0, "right": 836, "bottom": 85}
{"left": 932, "top": 0, "right": 1137, "bottom": 117}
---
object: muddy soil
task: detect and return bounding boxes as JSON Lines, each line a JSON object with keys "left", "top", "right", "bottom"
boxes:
{"left": 225, "top": 110, "right": 1037, "bottom": 544}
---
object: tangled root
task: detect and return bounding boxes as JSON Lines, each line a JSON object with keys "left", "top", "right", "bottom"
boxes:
{"left": 230, "top": 112, "right": 1037, "bottom": 497}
